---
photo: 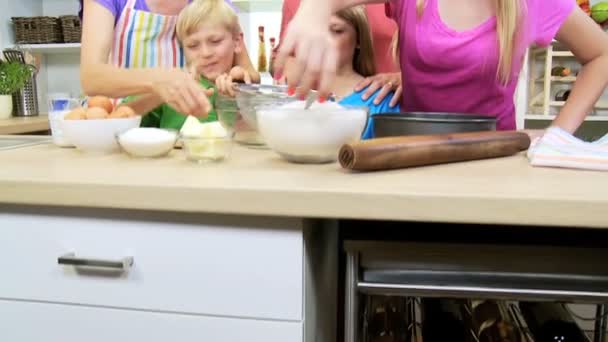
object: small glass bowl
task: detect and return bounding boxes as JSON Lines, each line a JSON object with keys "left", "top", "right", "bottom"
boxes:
{"left": 180, "top": 133, "right": 234, "bottom": 163}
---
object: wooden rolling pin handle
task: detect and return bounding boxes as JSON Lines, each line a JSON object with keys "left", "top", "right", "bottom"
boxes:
{"left": 339, "top": 131, "right": 531, "bottom": 171}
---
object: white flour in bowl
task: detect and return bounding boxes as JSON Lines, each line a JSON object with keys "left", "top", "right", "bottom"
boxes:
{"left": 257, "top": 101, "right": 367, "bottom": 163}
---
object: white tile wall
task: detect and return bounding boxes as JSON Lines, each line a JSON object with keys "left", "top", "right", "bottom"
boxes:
{"left": 37, "top": 0, "right": 81, "bottom": 112}
{"left": 238, "top": 11, "right": 282, "bottom": 84}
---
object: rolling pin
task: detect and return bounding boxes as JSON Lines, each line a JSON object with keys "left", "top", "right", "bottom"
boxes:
{"left": 339, "top": 131, "right": 531, "bottom": 171}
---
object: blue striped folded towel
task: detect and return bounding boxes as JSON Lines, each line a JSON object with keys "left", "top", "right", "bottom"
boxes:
{"left": 527, "top": 127, "right": 608, "bottom": 171}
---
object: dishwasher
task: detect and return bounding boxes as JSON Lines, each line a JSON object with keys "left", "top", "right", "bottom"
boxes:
{"left": 342, "top": 221, "right": 608, "bottom": 342}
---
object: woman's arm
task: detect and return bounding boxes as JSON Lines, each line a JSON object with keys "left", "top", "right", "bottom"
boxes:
{"left": 80, "top": 0, "right": 210, "bottom": 116}
{"left": 269, "top": 0, "right": 299, "bottom": 78}
{"left": 275, "top": 0, "right": 387, "bottom": 97}
{"left": 81, "top": 0, "right": 164, "bottom": 96}
{"left": 553, "top": 7, "right": 608, "bottom": 133}
{"left": 123, "top": 88, "right": 215, "bottom": 116}
{"left": 121, "top": 94, "right": 165, "bottom": 116}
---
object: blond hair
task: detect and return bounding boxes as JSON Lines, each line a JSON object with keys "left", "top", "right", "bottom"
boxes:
{"left": 336, "top": 6, "right": 376, "bottom": 77}
{"left": 176, "top": 0, "right": 240, "bottom": 42}
{"left": 415, "top": 0, "right": 523, "bottom": 84}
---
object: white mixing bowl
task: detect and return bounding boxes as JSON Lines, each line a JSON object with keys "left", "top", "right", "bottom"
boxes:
{"left": 60, "top": 116, "right": 142, "bottom": 154}
{"left": 257, "top": 103, "right": 368, "bottom": 164}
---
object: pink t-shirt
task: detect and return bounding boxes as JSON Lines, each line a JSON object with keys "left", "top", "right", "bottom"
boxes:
{"left": 388, "top": 0, "right": 575, "bottom": 130}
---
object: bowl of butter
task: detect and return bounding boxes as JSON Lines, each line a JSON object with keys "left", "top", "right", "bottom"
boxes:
{"left": 179, "top": 116, "right": 234, "bottom": 163}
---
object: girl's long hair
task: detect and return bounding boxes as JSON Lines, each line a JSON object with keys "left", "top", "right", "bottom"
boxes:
{"left": 336, "top": 6, "right": 376, "bottom": 77}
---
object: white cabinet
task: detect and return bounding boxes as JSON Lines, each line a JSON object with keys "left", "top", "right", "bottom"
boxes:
{"left": 0, "top": 299, "right": 303, "bottom": 342}
{"left": 0, "top": 206, "right": 337, "bottom": 342}
{"left": 0, "top": 210, "right": 304, "bottom": 321}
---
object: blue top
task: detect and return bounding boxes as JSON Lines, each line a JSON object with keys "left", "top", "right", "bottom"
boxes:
{"left": 339, "top": 86, "right": 401, "bottom": 139}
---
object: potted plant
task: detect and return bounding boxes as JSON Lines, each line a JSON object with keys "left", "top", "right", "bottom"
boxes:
{"left": 0, "top": 62, "right": 33, "bottom": 119}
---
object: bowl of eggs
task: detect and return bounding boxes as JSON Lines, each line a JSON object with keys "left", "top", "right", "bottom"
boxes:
{"left": 60, "top": 96, "right": 142, "bottom": 154}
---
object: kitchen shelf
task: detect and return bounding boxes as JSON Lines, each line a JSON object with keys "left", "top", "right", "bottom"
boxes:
{"left": 550, "top": 100, "right": 608, "bottom": 109}
{"left": 527, "top": 41, "right": 607, "bottom": 119}
{"left": 11, "top": 43, "right": 81, "bottom": 54}
{"left": 553, "top": 51, "right": 575, "bottom": 57}
{"left": 525, "top": 114, "right": 608, "bottom": 122}
{"left": 232, "top": 0, "right": 282, "bottom": 12}
{"left": 531, "top": 50, "right": 575, "bottom": 59}
{"left": 535, "top": 76, "right": 577, "bottom": 83}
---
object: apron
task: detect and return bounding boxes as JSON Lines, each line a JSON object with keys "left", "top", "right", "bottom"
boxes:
{"left": 110, "top": 0, "right": 185, "bottom": 70}
{"left": 108, "top": 0, "right": 186, "bottom": 123}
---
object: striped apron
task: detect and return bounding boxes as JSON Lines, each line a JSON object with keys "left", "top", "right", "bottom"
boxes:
{"left": 109, "top": 0, "right": 185, "bottom": 71}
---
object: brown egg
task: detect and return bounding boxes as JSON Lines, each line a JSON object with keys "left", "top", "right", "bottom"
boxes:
{"left": 109, "top": 105, "right": 136, "bottom": 119}
{"left": 88, "top": 96, "right": 114, "bottom": 113}
{"left": 64, "top": 107, "right": 87, "bottom": 120}
{"left": 85, "top": 107, "right": 109, "bottom": 120}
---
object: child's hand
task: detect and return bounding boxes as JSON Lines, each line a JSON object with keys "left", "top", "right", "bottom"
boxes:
{"left": 215, "top": 66, "right": 253, "bottom": 97}
{"left": 229, "top": 66, "right": 253, "bottom": 85}
{"left": 215, "top": 73, "right": 237, "bottom": 97}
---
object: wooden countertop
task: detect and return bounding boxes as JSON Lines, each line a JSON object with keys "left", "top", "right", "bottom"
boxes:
{"left": 0, "top": 116, "right": 49, "bottom": 135}
{"left": 0, "top": 139, "right": 607, "bottom": 228}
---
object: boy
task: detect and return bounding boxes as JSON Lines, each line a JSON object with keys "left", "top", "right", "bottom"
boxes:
{"left": 124, "top": 0, "right": 256, "bottom": 130}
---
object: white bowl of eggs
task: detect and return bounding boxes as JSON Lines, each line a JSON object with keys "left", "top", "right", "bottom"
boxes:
{"left": 59, "top": 96, "right": 142, "bottom": 154}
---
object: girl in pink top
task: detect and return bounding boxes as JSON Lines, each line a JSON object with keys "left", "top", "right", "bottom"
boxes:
{"left": 275, "top": 0, "right": 608, "bottom": 133}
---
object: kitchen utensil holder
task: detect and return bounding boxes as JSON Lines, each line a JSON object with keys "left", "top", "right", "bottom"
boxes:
{"left": 3, "top": 49, "right": 26, "bottom": 64}
{"left": 12, "top": 65, "right": 39, "bottom": 117}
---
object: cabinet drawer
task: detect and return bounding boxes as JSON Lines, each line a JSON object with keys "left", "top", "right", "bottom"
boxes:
{"left": 0, "top": 299, "right": 303, "bottom": 342}
{"left": 0, "top": 209, "right": 303, "bottom": 321}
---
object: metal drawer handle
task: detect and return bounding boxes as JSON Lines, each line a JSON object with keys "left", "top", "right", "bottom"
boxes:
{"left": 58, "top": 253, "right": 134, "bottom": 271}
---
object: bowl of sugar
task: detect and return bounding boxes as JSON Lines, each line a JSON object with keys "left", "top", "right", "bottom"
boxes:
{"left": 116, "top": 128, "right": 178, "bottom": 158}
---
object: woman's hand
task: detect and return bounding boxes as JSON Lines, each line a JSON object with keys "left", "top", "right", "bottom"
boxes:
{"left": 274, "top": 2, "right": 337, "bottom": 99}
{"left": 521, "top": 129, "right": 546, "bottom": 142}
{"left": 151, "top": 68, "right": 211, "bottom": 117}
{"left": 354, "top": 72, "right": 402, "bottom": 108}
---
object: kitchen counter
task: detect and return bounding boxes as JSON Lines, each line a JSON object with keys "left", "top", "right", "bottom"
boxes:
{"left": 0, "top": 136, "right": 338, "bottom": 342}
{"left": 0, "top": 116, "right": 49, "bottom": 135}
{"left": 2, "top": 137, "right": 607, "bottom": 342}
{"left": 1, "top": 137, "right": 607, "bottom": 228}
